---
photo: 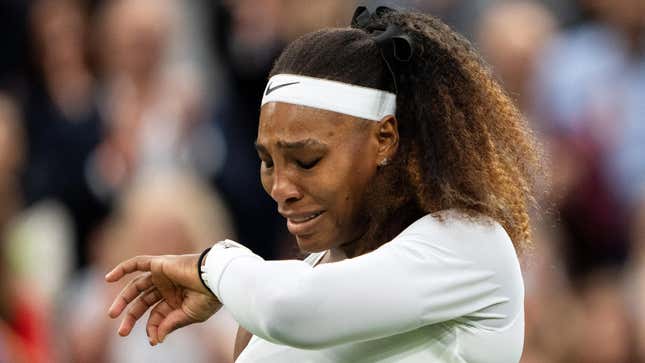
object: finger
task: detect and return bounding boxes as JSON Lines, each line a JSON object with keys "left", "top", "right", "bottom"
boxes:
{"left": 109, "top": 273, "right": 153, "bottom": 319}
{"left": 147, "top": 300, "right": 173, "bottom": 345}
{"left": 157, "top": 308, "right": 193, "bottom": 343}
{"left": 105, "top": 255, "right": 154, "bottom": 282}
{"left": 151, "top": 271, "right": 181, "bottom": 308}
{"left": 118, "top": 287, "right": 163, "bottom": 337}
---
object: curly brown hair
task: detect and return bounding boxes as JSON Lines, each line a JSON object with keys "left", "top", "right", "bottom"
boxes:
{"left": 269, "top": 10, "right": 541, "bottom": 253}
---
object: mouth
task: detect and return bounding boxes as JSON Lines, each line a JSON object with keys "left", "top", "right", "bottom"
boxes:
{"left": 286, "top": 211, "right": 325, "bottom": 236}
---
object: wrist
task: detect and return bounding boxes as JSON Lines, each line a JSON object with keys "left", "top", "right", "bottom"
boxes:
{"left": 200, "top": 239, "right": 258, "bottom": 298}
{"left": 197, "top": 247, "right": 215, "bottom": 295}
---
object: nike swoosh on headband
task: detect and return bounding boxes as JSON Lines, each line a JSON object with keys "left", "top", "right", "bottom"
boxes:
{"left": 261, "top": 74, "right": 396, "bottom": 121}
{"left": 265, "top": 81, "right": 300, "bottom": 96}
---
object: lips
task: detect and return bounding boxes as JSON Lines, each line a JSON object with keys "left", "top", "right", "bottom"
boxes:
{"left": 289, "top": 211, "right": 323, "bottom": 223}
{"left": 284, "top": 211, "right": 325, "bottom": 236}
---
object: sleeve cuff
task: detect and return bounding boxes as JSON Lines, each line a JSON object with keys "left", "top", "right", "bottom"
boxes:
{"left": 202, "top": 239, "right": 263, "bottom": 299}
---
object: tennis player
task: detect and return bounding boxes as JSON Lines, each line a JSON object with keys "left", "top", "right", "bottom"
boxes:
{"left": 106, "top": 7, "right": 540, "bottom": 363}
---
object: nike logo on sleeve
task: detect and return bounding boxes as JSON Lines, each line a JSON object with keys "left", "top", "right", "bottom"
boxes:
{"left": 265, "top": 81, "right": 300, "bottom": 96}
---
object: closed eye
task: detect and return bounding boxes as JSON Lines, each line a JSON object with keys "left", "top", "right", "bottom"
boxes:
{"left": 261, "top": 158, "right": 274, "bottom": 169}
{"left": 296, "top": 157, "right": 321, "bottom": 170}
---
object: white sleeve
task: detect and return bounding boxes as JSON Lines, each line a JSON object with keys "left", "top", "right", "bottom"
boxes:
{"left": 203, "top": 221, "right": 517, "bottom": 349}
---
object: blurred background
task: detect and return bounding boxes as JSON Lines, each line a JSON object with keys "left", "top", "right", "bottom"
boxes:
{"left": 0, "top": 0, "right": 643, "bottom": 362}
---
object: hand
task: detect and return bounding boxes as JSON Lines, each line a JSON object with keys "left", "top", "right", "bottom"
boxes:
{"left": 105, "top": 254, "right": 222, "bottom": 345}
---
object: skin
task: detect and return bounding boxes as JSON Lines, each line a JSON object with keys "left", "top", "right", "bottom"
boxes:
{"left": 105, "top": 102, "right": 399, "bottom": 353}
{"left": 256, "top": 102, "right": 398, "bottom": 256}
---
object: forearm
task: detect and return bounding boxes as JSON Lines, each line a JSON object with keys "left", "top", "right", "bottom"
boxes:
{"left": 204, "top": 235, "right": 507, "bottom": 349}
{"left": 204, "top": 240, "right": 446, "bottom": 349}
{"left": 213, "top": 256, "right": 423, "bottom": 349}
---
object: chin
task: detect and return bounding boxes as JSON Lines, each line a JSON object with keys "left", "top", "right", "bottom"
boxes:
{"left": 295, "top": 233, "right": 333, "bottom": 253}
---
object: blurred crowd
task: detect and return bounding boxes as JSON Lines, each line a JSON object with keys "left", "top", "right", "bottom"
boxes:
{"left": 0, "top": 0, "right": 643, "bottom": 362}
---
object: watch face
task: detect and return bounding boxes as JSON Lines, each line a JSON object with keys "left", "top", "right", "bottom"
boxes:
{"left": 218, "top": 240, "right": 246, "bottom": 250}
{"left": 222, "top": 240, "right": 237, "bottom": 248}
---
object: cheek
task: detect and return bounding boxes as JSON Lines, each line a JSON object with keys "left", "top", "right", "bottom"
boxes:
{"left": 260, "top": 169, "right": 273, "bottom": 196}
{"left": 325, "top": 153, "right": 376, "bottom": 216}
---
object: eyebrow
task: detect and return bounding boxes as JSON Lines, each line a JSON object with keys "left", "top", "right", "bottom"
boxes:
{"left": 254, "top": 138, "right": 327, "bottom": 153}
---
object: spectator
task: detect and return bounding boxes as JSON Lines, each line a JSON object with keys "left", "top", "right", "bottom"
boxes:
{"left": 59, "top": 170, "right": 236, "bottom": 363}
{"left": 22, "top": 0, "right": 106, "bottom": 269}
{"left": 530, "top": 0, "right": 645, "bottom": 279}
{"left": 0, "top": 92, "right": 51, "bottom": 363}
{"left": 627, "top": 196, "right": 645, "bottom": 361}
{"left": 89, "top": 0, "right": 216, "bottom": 201}
{"left": 477, "top": 1, "right": 557, "bottom": 112}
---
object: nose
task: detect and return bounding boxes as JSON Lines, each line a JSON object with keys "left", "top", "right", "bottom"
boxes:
{"left": 269, "top": 170, "right": 302, "bottom": 205}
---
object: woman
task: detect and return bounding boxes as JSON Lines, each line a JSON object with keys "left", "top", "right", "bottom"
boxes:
{"left": 106, "top": 7, "right": 540, "bottom": 363}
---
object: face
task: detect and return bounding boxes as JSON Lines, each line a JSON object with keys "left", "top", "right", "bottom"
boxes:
{"left": 256, "top": 102, "right": 397, "bottom": 252}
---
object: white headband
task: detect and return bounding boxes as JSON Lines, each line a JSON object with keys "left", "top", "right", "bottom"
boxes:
{"left": 261, "top": 74, "right": 396, "bottom": 121}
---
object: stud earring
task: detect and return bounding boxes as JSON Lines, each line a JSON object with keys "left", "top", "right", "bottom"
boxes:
{"left": 378, "top": 158, "right": 389, "bottom": 167}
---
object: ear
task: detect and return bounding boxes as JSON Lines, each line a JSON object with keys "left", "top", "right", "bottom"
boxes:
{"left": 375, "top": 115, "right": 399, "bottom": 165}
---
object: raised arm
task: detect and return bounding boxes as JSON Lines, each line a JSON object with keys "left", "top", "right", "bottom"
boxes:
{"left": 106, "top": 218, "right": 521, "bottom": 350}
{"left": 204, "top": 230, "right": 516, "bottom": 349}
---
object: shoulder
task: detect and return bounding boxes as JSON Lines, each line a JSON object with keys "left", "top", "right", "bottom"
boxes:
{"left": 390, "top": 209, "right": 521, "bottom": 279}
{"left": 395, "top": 209, "right": 511, "bottom": 248}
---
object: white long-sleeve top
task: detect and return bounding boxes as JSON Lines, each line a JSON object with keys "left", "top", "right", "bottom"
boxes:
{"left": 203, "top": 210, "right": 525, "bottom": 362}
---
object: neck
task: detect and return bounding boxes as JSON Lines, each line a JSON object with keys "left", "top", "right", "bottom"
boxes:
{"left": 340, "top": 158, "right": 426, "bottom": 258}
{"left": 317, "top": 201, "right": 424, "bottom": 264}
{"left": 341, "top": 201, "right": 424, "bottom": 258}
{"left": 324, "top": 248, "right": 348, "bottom": 264}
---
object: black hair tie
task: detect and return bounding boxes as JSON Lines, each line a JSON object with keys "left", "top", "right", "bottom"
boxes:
{"left": 350, "top": 6, "right": 414, "bottom": 94}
